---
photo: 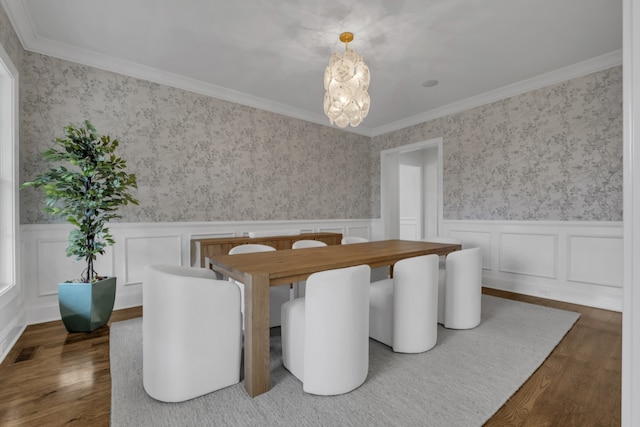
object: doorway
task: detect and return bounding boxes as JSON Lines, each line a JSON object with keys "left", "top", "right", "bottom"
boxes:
{"left": 381, "top": 137, "right": 443, "bottom": 240}
{"left": 399, "top": 163, "right": 422, "bottom": 240}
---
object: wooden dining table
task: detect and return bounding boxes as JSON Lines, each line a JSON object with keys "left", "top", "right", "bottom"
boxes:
{"left": 208, "top": 239, "right": 462, "bottom": 397}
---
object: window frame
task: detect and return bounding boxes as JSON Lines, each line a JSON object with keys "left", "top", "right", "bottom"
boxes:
{"left": 0, "top": 42, "right": 19, "bottom": 306}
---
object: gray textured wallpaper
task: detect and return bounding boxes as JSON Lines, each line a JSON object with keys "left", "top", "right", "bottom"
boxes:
{"left": 372, "top": 66, "right": 622, "bottom": 221}
{"left": 19, "top": 53, "right": 372, "bottom": 224}
{"left": 11, "top": 23, "right": 622, "bottom": 224}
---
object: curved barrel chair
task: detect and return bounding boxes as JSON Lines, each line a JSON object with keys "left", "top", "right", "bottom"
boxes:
{"left": 441, "top": 247, "right": 483, "bottom": 329}
{"left": 291, "top": 240, "right": 328, "bottom": 298}
{"left": 228, "top": 243, "right": 290, "bottom": 328}
{"left": 369, "top": 254, "right": 440, "bottom": 353}
{"left": 340, "top": 236, "right": 391, "bottom": 280}
{"left": 292, "top": 239, "right": 328, "bottom": 249}
{"left": 228, "top": 244, "right": 277, "bottom": 255}
{"left": 425, "top": 236, "right": 463, "bottom": 323}
{"left": 425, "top": 236, "right": 462, "bottom": 267}
{"left": 281, "top": 264, "right": 371, "bottom": 395}
{"left": 142, "top": 264, "right": 242, "bottom": 402}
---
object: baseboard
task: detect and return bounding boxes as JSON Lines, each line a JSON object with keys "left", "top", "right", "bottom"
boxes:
{"left": 483, "top": 273, "right": 622, "bottom": 312}
{"left": 0, "top": 321, "right": 26, "bottom": 365}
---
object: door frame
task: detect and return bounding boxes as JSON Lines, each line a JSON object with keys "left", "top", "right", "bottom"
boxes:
{"left": 380, "top": 137, "right": 443, "bottom": 240}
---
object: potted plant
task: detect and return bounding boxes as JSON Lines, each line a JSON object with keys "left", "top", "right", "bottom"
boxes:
{"left": 22, "top": 120, "right": 138, "bottom": 332}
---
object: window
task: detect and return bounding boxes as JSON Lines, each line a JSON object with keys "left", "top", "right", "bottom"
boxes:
{"left": 0, "top": 43, "right": 18, "bottom": 301}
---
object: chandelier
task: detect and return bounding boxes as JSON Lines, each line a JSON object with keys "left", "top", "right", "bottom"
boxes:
{"left": 323, "top": 32, "right": 371, "bottom": 128}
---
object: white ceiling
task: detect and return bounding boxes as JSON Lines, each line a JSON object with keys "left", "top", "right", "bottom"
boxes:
{"left": 2, "top": 0, "right": 622, "bottom": 136}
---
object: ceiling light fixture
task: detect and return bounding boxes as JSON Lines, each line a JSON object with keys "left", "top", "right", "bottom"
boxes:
{"left": 323, "top": 32, "right": 371, "bottom": 128}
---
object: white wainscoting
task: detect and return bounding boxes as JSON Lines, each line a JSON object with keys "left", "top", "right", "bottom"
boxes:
{"left": 442, "top": 220, "right": 623, "bottom": 311}
{"left": 20, "top": 218, "right": 623, "bottom": 325}
{"left": 21, "top": 219, "right": 373, "bottom": 325}
{"left": 399, "top": 216, "right": 418, "bottom": 240}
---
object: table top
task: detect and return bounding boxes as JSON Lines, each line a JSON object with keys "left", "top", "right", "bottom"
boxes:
{"left": 209, "top": 239, "right": 461, "bottom": 286}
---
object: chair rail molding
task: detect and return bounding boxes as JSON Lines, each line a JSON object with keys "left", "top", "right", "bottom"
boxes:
{"left": 20, "top": 219, "right": 373, "bottom": 325}
{"left": 442, "top": 219, "right": 623, "bottom": 311}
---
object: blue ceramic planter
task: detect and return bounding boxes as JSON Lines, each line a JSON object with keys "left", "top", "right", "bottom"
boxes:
{"left": 58, "top": 277, "right": 117, "bottom": 332}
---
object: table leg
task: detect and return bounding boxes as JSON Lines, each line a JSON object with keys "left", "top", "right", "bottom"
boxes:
{"left": 242, "top": 272, "right": 271, "bottom": 397}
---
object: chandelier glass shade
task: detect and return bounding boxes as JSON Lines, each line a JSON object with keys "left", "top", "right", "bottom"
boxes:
{"left": 323, "top": 32, "right": 370, "bottom": 128}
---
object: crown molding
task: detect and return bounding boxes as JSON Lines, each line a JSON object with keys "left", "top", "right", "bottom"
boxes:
{"left": 1, "top": 0, "right": 374, "bottom": 136}
{"left": 20, "top": 35, "right": 375, "bottom": 137}
{"left": 1, "top": 0, "right": 620, "bottom": 139}
{"left": 370, "top": 50, "right": 623, "bottom": 137}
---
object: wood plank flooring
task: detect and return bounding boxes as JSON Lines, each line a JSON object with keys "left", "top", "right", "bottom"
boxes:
{"left": 0, "top": 289, "right": 621, "bottom": 426}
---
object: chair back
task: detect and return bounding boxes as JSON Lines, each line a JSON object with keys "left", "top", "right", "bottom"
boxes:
{"left": 142, "top": 265, "right": 242, "bottom": 402}
{"left": 341, "top": 236, "right": 369, "bottom": 244}
{"left": 228, "top": 243, "right": 276, "bottom": 255}
{"left": 303, "top": 264, "right": 371, "bottom": 395}
{"left": 292, "top": 240, "right": 328, "bottom": 249}
{"left": 392, "top": 254, "right": 439, "bottom": 353}
{"left": 427, "top": 236, "right": 462, "bottom": 271}
{"left": 228, "top": 243, "right": 281, "bottom": 327}
{"left": 444, "top": 247, "right": 482, "bottom": 329}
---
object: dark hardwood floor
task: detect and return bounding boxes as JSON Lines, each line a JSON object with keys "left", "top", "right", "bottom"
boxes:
{"left": 0, "top": 289, "right": 621, "bottom": 426}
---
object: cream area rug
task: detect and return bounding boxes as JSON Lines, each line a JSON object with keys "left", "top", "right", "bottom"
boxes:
{"left": 110, "top": 295, "right": 580, "bottom": 427}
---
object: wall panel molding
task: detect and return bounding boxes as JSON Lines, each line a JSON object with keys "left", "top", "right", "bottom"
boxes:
{"left": 442, "top": 220, "right": 623, "bottom": 311}
{"left": 21, "top": 219, "right": 373, "bottom": 325}
{"left": 499, "top": 232, "right": 557, "bottom": 279}
{"left": 36, "top": 238, "right": 71, "bottom": 297}
{"left": 343, "top": 225, "right": 370, "bottom": 240}
{"left": 123, "top": 234, "right": 182, "bottom": 286}
{"left": 20, "top": 219, "right": 623, "bottom": 325}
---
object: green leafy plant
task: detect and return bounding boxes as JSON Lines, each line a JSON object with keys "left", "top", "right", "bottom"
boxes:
{"left": 22, "top": 120, "right": 138, "bottom": 283}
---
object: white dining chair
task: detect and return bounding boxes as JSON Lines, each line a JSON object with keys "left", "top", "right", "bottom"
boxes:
{"left": 291, "top": 240, "right": 328, "bottom": 298}
{"left": 341, "top": 236, "right": 369, "bottom": 244}
{"left": 425, "top": 236, "right": 462, "bottom": 323}
{"left": 281, "top": 264, "right": 371, "bottom": 395}
{"left": 369, "top": 254, "right": 439, "bottom": 353}
{"left": 425, "top": 236, "right": 462, "bottom": 267}
{"left": 229, "top": 243, "right": 276, "bottom": 255}
{"left": 142, "top": 265, "right": 242, "bottom": 402}
{"left": 292, "top": 239, "right": 328, "bottom": 249}
{"left": 228, "top": 243, "right": 290, "bottom": 328}
{"left": 439, "top": 247, "right": 482, "bottom": 329}
{"left": 341, "top": 236, "right": 390, "bottom": 280}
